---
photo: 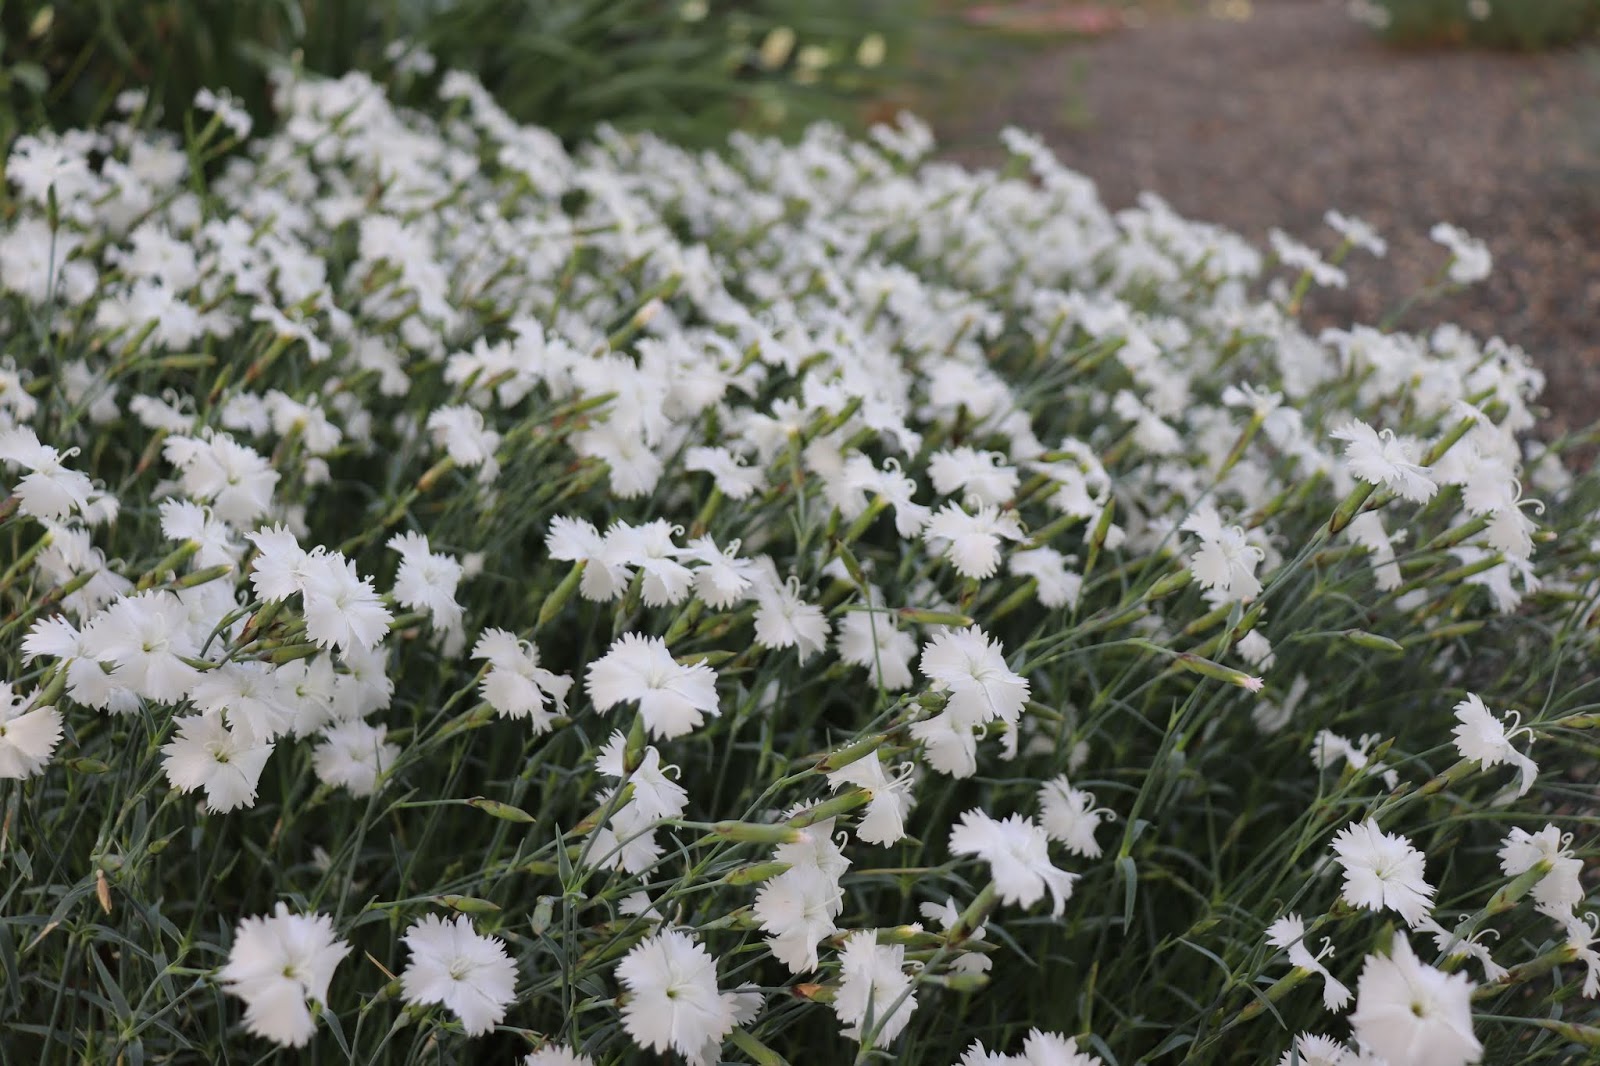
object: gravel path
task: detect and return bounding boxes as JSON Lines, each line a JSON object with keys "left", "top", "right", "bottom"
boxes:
{"left": 931, "top": 0, "right": 1600, "bottom": 434}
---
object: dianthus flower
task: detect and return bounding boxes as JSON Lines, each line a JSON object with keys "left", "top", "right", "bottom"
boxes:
{"left": 399, "top": 914, "right": 517, "bottom": 1036}
{"left": 949, "top": 810, "right": 1078, "bottom": 915}
{"left": 586, "top": 633, "right": 719, "bottom": 740}
{"left": 218, "top": 904, "right": 349, "bottom": 1047}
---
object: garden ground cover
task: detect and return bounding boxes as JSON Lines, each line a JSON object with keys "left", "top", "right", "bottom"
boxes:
{"left": 0, "top": 30, "right": 1598, "bottom": 1066}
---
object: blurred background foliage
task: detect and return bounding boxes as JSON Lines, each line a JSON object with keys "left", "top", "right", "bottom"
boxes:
{"left": 1362, "top": 0, "right": 1600, "bottom": 49}
{"left": 0, "top": 0, "right": 928, "bottom": 146}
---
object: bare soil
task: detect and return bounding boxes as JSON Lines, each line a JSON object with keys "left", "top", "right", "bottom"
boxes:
{"left": 927, "top": 0, "right": 1600, "bottom": 435}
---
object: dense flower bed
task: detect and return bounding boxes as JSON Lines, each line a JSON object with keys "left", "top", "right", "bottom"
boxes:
{"left": 1, "top": 70, "right": 1597, "bottom": 1064}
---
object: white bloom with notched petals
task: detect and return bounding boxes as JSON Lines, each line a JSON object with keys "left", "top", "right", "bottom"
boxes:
{"left": 833, "top": 931, "right": 917, "bottom": 1048}
{"left": 1348, "top": 934, "right": 1481, "bottom": 1066}
{"left": 586, "top": 633, "right": 719, "bottom": 740}
{"left": 161, "top": 713, "right": 274, "bottom": 812}
{"left": 1330, "top": 420, "right": 1437, "bottom": 503}
{"left": 835, "top": 609, "right": 918, "bottom": 690}
{"left": 754, "top": 863, "right": 843, "bottom": 974}
{"left": 1266, "top": 913, "right": 1351, "bottom": 1011}
{"left": 245, "top": 525, "right": 313, "bottom": 602}
{"left": 524, "top": 1048, "right": 594, "bottom": 1066}
{"left": 387, "top": 531, "right": 464, "bottom": 636}
{"left": 81, "top": 590, "right": 202, "bottom": 703}
{"left": 399, "top": 914, "right": 517, "bottom": 1037}
{"left": 1430, "top": 223, "right": 1492, "bottom": 286}
{"left": 1450, "top": 693, "right": 1537, "bottom": 797}
{"left": 920, "top": 626, "right": 1030, "bottom": 730}
{"left": 300, "top": 552, "right": 393, "bottom": 653}
{"left": 218, "top": 904, "right": 349, "bottom": 1047}
{"left": 1498, "top": 824, "right": 1585, "bottom": 921}
{"left": 922, "top": 500, "right": 1026, "bottom": 580}
{"left": 616, "top": 929, "right": 736, "bottom": 1059}
{"left": 827, "top": 753, "right": 915, "bottom": 846}
{"left": 0, "top": 682, "right": 63, "bottom": 779}
{"left": 162, "top": 432, "right": 279, "bottom": 524}
{"left": 1037, "top": 775, "right": 1113, "bottom": 858}
{"left": 1330, "top": 819, "right": 1435, "bottom": 927}
{"left": 0, "top": 427, "right": 95, "bottom": 520}
{"left": 1181, "top": 504, "right": 1264, "bottom": 602}
{"left": 312, "top": 720, "right": 398, "bottom": 796}
{"left": 949, "top": 809, "right": 1077, "bottom": 915}
{"left": 472, "top": 628, "right": 572, "bottom": 728}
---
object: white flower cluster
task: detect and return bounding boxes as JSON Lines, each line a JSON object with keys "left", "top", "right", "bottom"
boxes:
{"left": 0, "top": 65, "right": 1594, "bottom": 1064}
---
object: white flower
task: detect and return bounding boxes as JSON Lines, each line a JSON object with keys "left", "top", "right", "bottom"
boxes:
{"left": 949, "top": 810, "right": 1078, "bottom": 915}
{"left": 300, "top": 552, "right": 393, "bottom": 653}
{"left": 1181, "top": 504, "right": 1265, "bottom": 602}
{"left": 1429, "top": 223, "right": 1492, "bottom": 285}
{"left": 616, "top": 929, "right": 736, "bottom": 1059}
{"left": 1266, "top": 913, "right": 1351, "bottom": 1011}
{"left": 1498, "top": 824, "right": 1585, "bottom": 921}
{"left": 387, "top": 531, "right": 463, "bottom": 636}
{"left": 0, "top": 682, "right": 63, "bottom": 779}
{"left": 1008, "top": 546, "right": 1082, "bottom": 609}
{"left": 1564, "top": 914, "right": 1600, "bottom": 999}
{"left": 833, "top": 931, "right": 917, "bottom": 1048}
{"left": 752, "top": 571, "right": 830, "bottom": 664}
{"left": 162, "top": 432, "right": 279, "bottom": 524}
{"left": 1330, "top": 819, "right": 1435, "bottom": 927}
{"left": 775, "top": 814, "right": 852, "bottom": 883}
{"left": 1416, "top": 913, "right": 1507, "bottom": 984}
{"left": 587, "top": 795, "right": 665, "bottom": 874}
{"left": 1348, "top": 934, "right": 1481, "bottom": 1066}
{"left": 586, "top": 633, "right": 719, "bottom": 740}
{"left": 1450, "top": 693, "right": 1537, "bottom": 797}
{"left": 595, "top": 735, "right": 688, "bottom": 822}
{"left": 928, "top": 447, "right": 1019, "bottom": 506}
{"left": 685, "top": 445, "right": 763, "bottom": 499}
{"left": 218, "top": 904, "right": 349, "bottom": 1047}
{"left": 0, "top": 427, "right": 95, "bottom": 520}
{"left": 161, "top": 713, "right": 274, "bottom": 812}
{"left": 922, "top": 500, "right": 1025, "bottom": 580}
{"left": 909, "top": 708, "right": 982, "bottom": 779}
{"left": 245, "top": 525, "right": 313, "bottom": 602}
{"left": 587, "top": 736, "right": 691, "bottom": 874}
{"left": 195, "top": 87, "right": 253, "bottom": 138}
{"left": 753, "top": 864, "right": 843, "bottom": 973}
{"left": 1270, "top": 229, "right": 1348, "bottom": 289}
{"left": 920, "top": 626, "right": 1030, "bottom": 729}
{"left": 826, "top": 753, "right": 915, "bottom": 846}
{"left": 1310, "top": 730, "right": 1398, "bottom": 790}
{"left": 609, "top": 520, "right": 693, "bottom": 607}
{"left": 312, "top": 720, "right": 398, "bottom": 796}
{"left": 546, "top": 516, "right": 631, "bottom": 602}
{"left": 1276, "top": 1033, "right": 1353, "bottom": 1066}
{"left": 189, "top": 662, "right": 295, "bottom": 743}
{"left": 1330, "top": 420, "right": 1437, "bottom": 503}
{"left": 472, "top": 628, "right": 572, "bottom": 728}
{"left": 682, "top": 535, "right": 758, "bottom": 610}
{"left": 80, "top": 590, "right": 202, "bottom": 703}
{"left": 159, "top": 499, "right": 242, "bottom": 570}
{"left": 1345, "top": 511, "right": 1402, "bottom": 591}
{"left": 426, "top": 404, "right": 501, "bottom": 481}
{"left": 1019, "top": 1030, "right": 1104, "bottom": 1065}
{"left": 835, "top": 609, "right": 918, "bottom": 691}
{"left": 399, "top": 914, "right": 517, "bottom": 1036}
{"left": 1037, "top": 775, "right": 1113, "bottom": 858}
{"left": 919, "top": 897, "right": 991, "bottom": 977}
{"left": 524, "top": 1047, "right": 594, "bottom": 1066}
{"left": 1326, "top": 210, "right": 1388, "bottom": 257}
